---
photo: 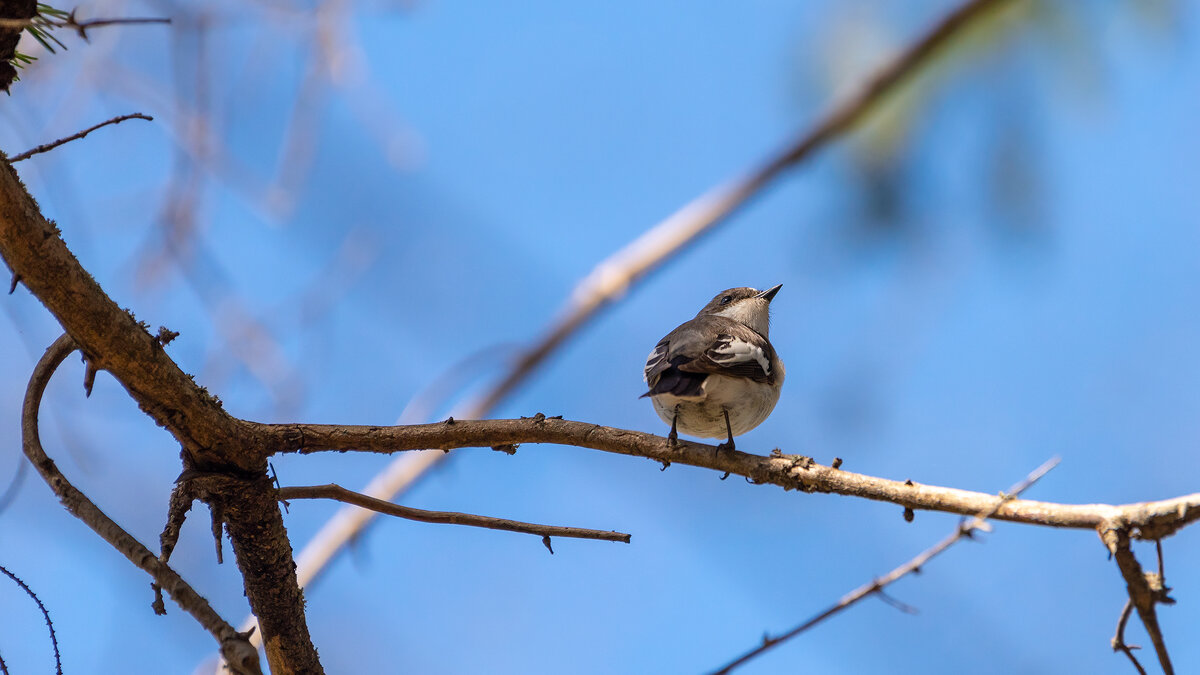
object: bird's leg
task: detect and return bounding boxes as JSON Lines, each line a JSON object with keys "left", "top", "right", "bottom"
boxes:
{"left": 668, "top": 405, "right": 680, "bottom": 447}
{"left": 717, "top": 408, "right": 735, "bottom": 453}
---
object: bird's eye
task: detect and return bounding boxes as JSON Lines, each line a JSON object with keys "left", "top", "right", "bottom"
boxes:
{"left": 719, "top": 295, "right": 732, "bottom": 305}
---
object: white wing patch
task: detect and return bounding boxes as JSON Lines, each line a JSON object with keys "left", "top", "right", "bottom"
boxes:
{"left": 711, "top": 337, "right": 770, "bottom": 375}
{"left": 643, "top": 342, "right": 668, "bottom": 383}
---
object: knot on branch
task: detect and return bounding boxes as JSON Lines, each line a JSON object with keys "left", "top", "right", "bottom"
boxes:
{"left": 220, "top": 627, "right": 263, "bottom": 675}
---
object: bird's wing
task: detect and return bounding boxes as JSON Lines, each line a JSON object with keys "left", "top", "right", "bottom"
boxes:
{"left": 673, "top": 317, "right": 777, "bottom": 384}
{"left": 643, "top": 336, "right": 671, "bottom": 386}
{"left": 645, "top": 317, "right": 777, "bottom": 394}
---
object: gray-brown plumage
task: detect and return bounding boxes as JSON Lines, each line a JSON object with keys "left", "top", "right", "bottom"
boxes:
{"left": 642, "top": 285, "right": 784, "bottom": 450}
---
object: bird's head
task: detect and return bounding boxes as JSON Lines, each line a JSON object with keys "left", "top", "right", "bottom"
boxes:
{"left": 696, "top": 284, "right": 782, "bottom": 336}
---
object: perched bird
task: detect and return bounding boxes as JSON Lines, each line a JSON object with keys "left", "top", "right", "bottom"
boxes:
{"left": 642, "top": 285, "right": 784, "bottom": 451}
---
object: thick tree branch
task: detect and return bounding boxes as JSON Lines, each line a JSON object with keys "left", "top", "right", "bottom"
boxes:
{"left": 264, "top": 416, "right": 1200, "bottom": 539}
{"left": 278, "top": 484, "right": 631, "bottom": 548}
{"left": 711, "top": 457, "right": 1059, "bottom": 675}
{"left": 23, "top": 335, "right": 261, "bottom": 675}
{"left": 0, "top": 0, "right": 35, "bottom": 92}
{"left": 0, "top": 157, "right": 261, "bottom": 473}
{"left": 1, "top": 152, "right": 321, "bottom": 671}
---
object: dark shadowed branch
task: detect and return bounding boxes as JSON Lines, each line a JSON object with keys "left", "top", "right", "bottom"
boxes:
{"left": 0, "top": 563, "right": 60, "bottom": 675}
{"left": 277, "top": 483, "right": 631, "bottom": 548}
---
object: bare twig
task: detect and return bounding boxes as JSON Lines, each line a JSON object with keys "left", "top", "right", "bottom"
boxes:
{"left": 273, "top": 0, "right": 1025, "bottom": 620}
{"left": 708, "top": 457, "right": 1059, "bottom": 674}
{"left": 9, "top": 112, "right": 153, "bottom": 162}
{"left": 277, "top": 483, "right": 630, "bottom": 549}
{"left": 1112, "top": 599, "right": 1148, "bottom": 675}
{"left": 22, "top": 335, "right": 261, "bottom": 675}
{"left": 0, "top": 563, "right": 61, "bottom": 675}
{"left": 1100, "top": 528, "right": 1175, "bottom": 675}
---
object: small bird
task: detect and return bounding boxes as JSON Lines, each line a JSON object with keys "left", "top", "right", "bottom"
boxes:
{"left": 642, "top": 285, "right": 784, "bottom": 451}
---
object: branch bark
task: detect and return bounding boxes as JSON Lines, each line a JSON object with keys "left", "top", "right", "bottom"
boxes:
{"left": 278, "top": 484, "right": 631, "bottom": 547}
{"left": 23, "top": 335, "right": 261, "bottom": 675}
{"left": 264, "top": 416, "right": 1200, "bottom": 539}
{"left": 0, "top": 159, "right": 320, "bottom": 674}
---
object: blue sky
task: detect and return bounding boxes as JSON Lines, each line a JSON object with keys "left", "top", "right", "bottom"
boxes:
{"left": 1, "top": 1, "right": 1198, "bottom": 673}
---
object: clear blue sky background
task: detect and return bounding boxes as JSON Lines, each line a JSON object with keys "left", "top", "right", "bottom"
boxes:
{"left": 1, "top": 1, "right": 1198, "bottom": 673}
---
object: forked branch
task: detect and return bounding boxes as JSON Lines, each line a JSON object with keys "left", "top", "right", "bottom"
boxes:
{"left": 22, "top": 334, "right": 261, "bottom": 675}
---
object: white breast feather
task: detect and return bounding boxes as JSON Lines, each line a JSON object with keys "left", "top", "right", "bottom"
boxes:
{"left": 711, "top": 338, "right": 770, "bottom": 375}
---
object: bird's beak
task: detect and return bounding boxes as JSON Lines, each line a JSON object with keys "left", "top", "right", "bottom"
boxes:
{"left": 757, "top": 284, "right": 782, "bottom": 302}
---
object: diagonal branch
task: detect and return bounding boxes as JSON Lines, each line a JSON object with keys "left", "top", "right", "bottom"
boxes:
{"left": 271, "top": 0, "right": 1026, "bottom": 616}
{"left": 710, "top": 457, "right": 1059, "bottom": 675}
{"left": 277, "top": 483, "right": 631, "bottom": 548}
{"left": 22, "top": 334, "right": 261, "bottom": 675}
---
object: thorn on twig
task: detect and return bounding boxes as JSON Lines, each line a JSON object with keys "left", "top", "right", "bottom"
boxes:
{"left": 831, "top": 457, "right": 843, "bottom": 469}
{"left": 904, "top": 479, "right": 914, "bottom": 487}
{"left": 719, "top": 472, "right": 731, "bottom": 481}
{"left": 444, "top": 416, "right": 455, "bottom": 425}
{"left": 8, "top": 272, "right": 19, "bottom": 294}
{"left": 903, "top": 507, "right": 915, "bottom": 523}
{"left": 82, "top": 356, "right": 98, "bottom": 397}
{"left": 0, "top": 563, "right": 61, "bottom": 672}
{"left": 151, "top": 582, "right": 166, "bottom": 615}
{"left": 542, "top": 535, "right": 554, "bottom": 555}
{"left": 491, "top": 443, "right": 518, "bottom": 455}
{"left": 770, "top": 448, "right": 782, "bottom": 458}
{"left": 658, "top": 459, "right": 670, "bottom": 471}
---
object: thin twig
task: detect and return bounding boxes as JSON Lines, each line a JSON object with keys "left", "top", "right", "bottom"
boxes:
{"left": 0, "top": 15, "right": 169, "bottom": 34}
{"left": 9, "top": 113, "right": 153, "bottom": 162}
{"left": 0, "top": 563, "right": 61, "bottom": 675}
{"left": 709, "top": 457, "right": 1059, "bottom": 675}
{"left": 277, "top": 484, "right": 630, "bottom": 548}
{"left": 22, "top": 335, "right": 261, "bottom": 675}
{"left": 1112, "top": 599, "right": 1148, "bottom": 675}
{"left": 270, "top": 0, "right": 1023, "bottom": 628}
